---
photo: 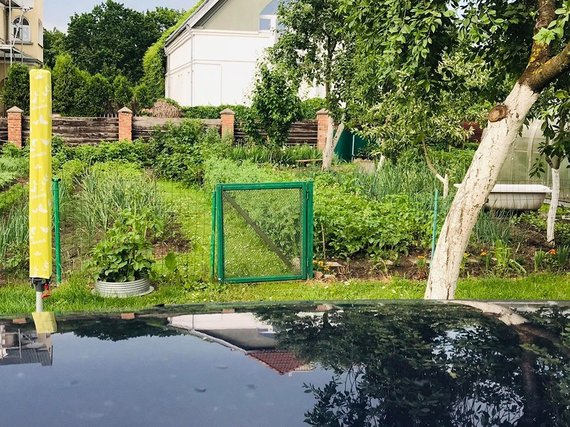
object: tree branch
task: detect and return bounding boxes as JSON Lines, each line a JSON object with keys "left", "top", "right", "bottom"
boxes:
{"left": 528, "top": 0, "right": 557, "bottom": 68}
{"left": 520, "top": 0, "right": 570, "bottom": 90}
{"left": 527, "top": 41, "right": 570, "bottom": 91}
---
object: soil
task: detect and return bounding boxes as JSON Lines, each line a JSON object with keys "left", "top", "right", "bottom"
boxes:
{"left": 313, "top": 218, "right": 562, "bottom": 282}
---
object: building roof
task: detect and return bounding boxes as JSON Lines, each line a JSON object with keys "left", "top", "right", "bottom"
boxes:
{"left": 165, "top": 0, "right": 280, "bottom": 47}
{"left": 248, "top": 350, "right": 311, "bottom": 375}
{"left": 166, "top": 0, "right": 224, "bottom": 47}
{"left": 260, "top": 0, "right": 279, "bottom": 15}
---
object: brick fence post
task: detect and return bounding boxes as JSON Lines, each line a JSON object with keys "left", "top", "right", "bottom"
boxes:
{"left": 220, "top": 108, "right": 235, "bottom": 141}
{"left": 316, "top": 109, "right": 330, "bottom": 151}
{"left": 7, "top": 106, "right": 23, "bottom": 148}
{"left": 118, "top": 107, "right": 133, "bottom": 142}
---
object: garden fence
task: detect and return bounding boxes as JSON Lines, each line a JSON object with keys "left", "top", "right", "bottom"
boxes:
{"left": 212, "top": 182, "right": 314, "bottom": 283}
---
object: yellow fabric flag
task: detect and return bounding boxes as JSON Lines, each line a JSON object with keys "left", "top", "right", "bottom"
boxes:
{"left": 29, "top": 70, "right": 52, "bottom": 280}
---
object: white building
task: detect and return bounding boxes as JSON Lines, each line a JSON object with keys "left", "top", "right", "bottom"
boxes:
{"left": 165, "top": 0, "right": 281, "bottom": 107}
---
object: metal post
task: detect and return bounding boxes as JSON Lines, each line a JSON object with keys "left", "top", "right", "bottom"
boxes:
{"left": 210, "top": 191, "right": 216, "bottom": 282}
{"left": 52, "top": 178, "right": 62, "bottom": 285}
{"left": 306, "top": 181, "right": 314, "bottom": 279}
{"left": 215, "top": 185, "right": 225, "bottom": 282}
{"left": 35, "top": 291, "right": 43, "bottom": 312}
{"left": 431, "top": 189, "right": 439, "bottom": 259}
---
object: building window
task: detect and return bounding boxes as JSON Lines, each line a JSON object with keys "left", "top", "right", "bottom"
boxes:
{"left": 259, "top": 18, "right": 271, "bottom": 31}
{"left": 12, "top": 16, "right": 31, "bottom": 43}
{"left": 38, "top": 20, "right": 43, "bottom": 46}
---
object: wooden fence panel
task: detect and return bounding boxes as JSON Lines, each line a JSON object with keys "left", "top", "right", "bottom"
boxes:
{"left": 0, "top": 118, "right": 7, "bottom": 144}
{"left": 234, "top": 120, "right": 318, "bottom": 146}
{"left": 132, "top": 117, "right": 221, "bottom": 140}
{"left": 23, "top": 117, "right": 119, "bottom": 146}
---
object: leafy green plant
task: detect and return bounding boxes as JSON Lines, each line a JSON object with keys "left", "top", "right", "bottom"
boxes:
{"left": 492, "top": 240, "right": 526, "bottom": 276}
{"left": 71, "top": 162, "right": 169, "bottom": 243}
{"left": 0, "top": 202, "right": 28, "bottom": 274}
{"left": 315, "top": 185, "right": 431, "bottom": 258}
{"left": 0, "top": 183, "right": 27, "bottom": 217}
{"left": 225, "top": 144, "right": 321, "bottom": 166}
{"left": 91, "top": 209, "right": 157, "bottom": 282}
{"left": 149, "top": 120, "right": 222, "bottom": 184}
{"left": 556, "top": 245, "right": 570, "bottom": 269}
{"left": 54, "top": 140, "right": 151, "bottom": 167}
{"left": 534, "top": 250, "right": 547, "bottom": 273}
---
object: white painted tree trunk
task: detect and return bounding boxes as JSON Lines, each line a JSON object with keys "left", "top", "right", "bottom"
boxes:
{"left": 425, "top": 83, "right": 539, "bottom": 300}
{"left": 436, "top": 173, "right": 449, "bottom": 198}
{"left": 547, "top": 167, "right": 560, "bottom": 245}
{"left": 322, "top": 121, "right": 344, "bottom": 170}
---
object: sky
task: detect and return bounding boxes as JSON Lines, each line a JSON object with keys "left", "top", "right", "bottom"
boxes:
{"left": 44, "top": 0, "right": 200, "bottom": 31}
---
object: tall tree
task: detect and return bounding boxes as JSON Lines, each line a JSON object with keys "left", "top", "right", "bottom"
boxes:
{"left": 43, "top": 28, "right": 67, "bottom": 70}
{"left": 271, "top": 0, "right": 354, "bottom": 169}
{"left": 142, "top": 1, "right": 205, "bottom": 102}
{"left": 65, "top": 0, "right": 160, "bottom": 82}
{"left": 52, "top": 53, "right": 85, "bottom": 116}
{"left": 338, "top": 0, "right": 570, "bottom": 299}
{"left": 146, "top": 7, "right": 184, "bottom": 34}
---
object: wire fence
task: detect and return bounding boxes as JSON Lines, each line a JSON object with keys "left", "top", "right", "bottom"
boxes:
{"left": 3, "top": 155, "right": 570, "bottom": 286}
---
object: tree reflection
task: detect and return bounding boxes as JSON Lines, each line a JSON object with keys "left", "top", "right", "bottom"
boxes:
{"left": 58, "top": 317, "right": 180, "bottom": 341}
{"left": 256, "top": 304, "right": 569, "bottom": 426}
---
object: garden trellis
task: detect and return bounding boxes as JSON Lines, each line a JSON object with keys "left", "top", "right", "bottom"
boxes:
{"left": 212, "top": 182, "right": 314, "bottom": 283}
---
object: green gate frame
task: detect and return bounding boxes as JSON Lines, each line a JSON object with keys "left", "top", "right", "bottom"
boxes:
{"left": 211, "top": 182, "right": 314, "bottom": 284}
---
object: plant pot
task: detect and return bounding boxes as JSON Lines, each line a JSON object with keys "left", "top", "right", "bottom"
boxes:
{"left": 94, "top": 278, "right": 154, "bottom": 298}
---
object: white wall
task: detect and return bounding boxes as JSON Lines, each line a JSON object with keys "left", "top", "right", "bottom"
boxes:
{"left": 166, "top": 29, "right": 274, "bottom": 107}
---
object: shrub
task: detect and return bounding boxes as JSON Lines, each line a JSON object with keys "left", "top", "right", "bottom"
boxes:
{"left": 183, "top": 104, "right": 246, "bottom": 119}
{"left": 113, "top": 74, "right": 134, "bottom": 110}
{"left": 53, "top": 53, "right": 85, "bottom": 115}
{"left": 3, "top": 64, "right": 30, "bottom": 113}
{"left": 299, "top": 98, "right": 327, "bottom": 120}
{"left": 250, "top": 64, "right": 302, "bottom": 145}
{"left": 132, "top": 83, "right": 153, "bottom": 113}
{"left": 149, "top": 120, "right": 222, "bottom": 184}
{"left": 75, "top": 73, "right": 113, "bottom": 116}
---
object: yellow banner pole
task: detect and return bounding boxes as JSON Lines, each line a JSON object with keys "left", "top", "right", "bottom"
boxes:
{"left": 29, "top": 69, "right": 53, "bottom": 312}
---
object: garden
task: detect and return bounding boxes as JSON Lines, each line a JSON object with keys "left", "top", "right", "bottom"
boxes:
{"left": 1, "top": 117, "right": 569, "bottom": 316}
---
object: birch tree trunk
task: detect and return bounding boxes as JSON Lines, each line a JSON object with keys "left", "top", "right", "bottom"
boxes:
{"left": 547, "top": 166, "right": 560, "bottom": 244}
{"left": 425, "top": 83, "right": 539, "bottom": 299}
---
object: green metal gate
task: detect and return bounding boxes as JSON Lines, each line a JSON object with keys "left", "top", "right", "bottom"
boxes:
{"left": 211, "top": 182, "right": 313, "bottom": 283}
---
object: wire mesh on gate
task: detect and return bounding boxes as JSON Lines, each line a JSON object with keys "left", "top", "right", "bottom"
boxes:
{"left": 213, "top": 182, "right": 313, "bottom": 283}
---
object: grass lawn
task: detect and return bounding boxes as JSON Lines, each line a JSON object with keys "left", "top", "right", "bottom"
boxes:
{"left": 0, "top": 273, "right": 568, "bottom": 318}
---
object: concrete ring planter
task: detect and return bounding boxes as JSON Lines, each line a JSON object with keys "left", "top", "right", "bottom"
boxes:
{"left": 94, "top": 278, "right": 154, "bottom": 298}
